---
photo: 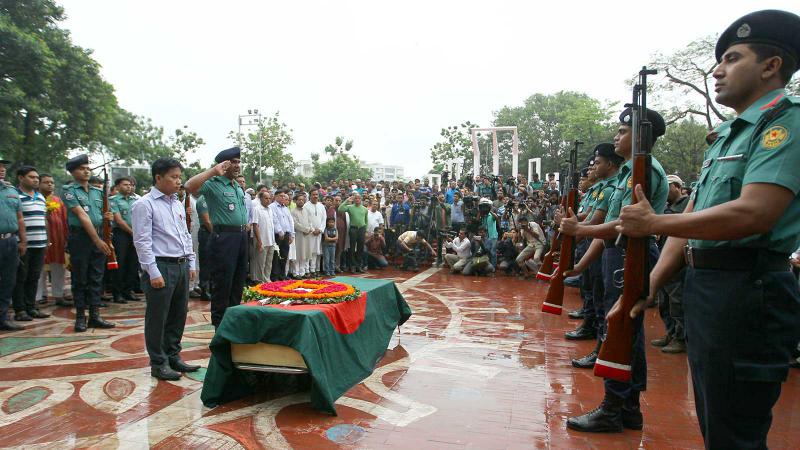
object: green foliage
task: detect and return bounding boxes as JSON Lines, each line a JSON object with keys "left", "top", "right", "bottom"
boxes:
{"left": 653, "top": 117, "right": 709, "bottom": 182}
{"left": 493, "top": 91, "right": 616, "bottom": 175}
{"left": 312, "top": 137, "right": 371, "bottom": 182}
{"left": 429, "top": 122, "right": 482, "bottom": 178}
{"left": 228, "top": 111, "right": 295, "bottom": 186}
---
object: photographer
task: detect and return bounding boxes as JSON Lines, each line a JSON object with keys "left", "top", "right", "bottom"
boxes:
{"left": 497, "top": 230, "right": 522, "bottom": 275}
{"left": 515, "top": 216, "right": 546, "bottom": 277}
{"left": 395, "top": 230, "right": 435, "bottom": 271}
{"left": 462, "top": 228, "right": 495, "bottom": 276}
{"left": 477, "top": 198, "right": 499, "bottom": 267}
{"left": 451, "top": 192, "right": 465, "bottom": 231}
{"left": 443, "top": 229, "right": 471, "bottom": 273}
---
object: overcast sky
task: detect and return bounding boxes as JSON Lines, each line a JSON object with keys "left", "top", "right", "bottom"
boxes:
{"left": 60, "top": 1, "right": 797, "bottom": 178}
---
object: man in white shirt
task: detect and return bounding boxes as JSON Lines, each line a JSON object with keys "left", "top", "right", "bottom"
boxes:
{"left": 444, "top": 229, "right": 471, "bottom": 273}
{"left": 302, "top": 188, "right": 326, "bottom": 277}
{"left": 367, "top": 200, "right": 384, "bottom": 234}
{"left": 250, "top": 191, "right": 275, "bottom": 282}
{"left": 516, "top": 218, "right": 546, "bottom": 274}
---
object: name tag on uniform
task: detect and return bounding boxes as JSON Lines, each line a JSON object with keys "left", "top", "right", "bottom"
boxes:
{"left": 716, "top": 154, "right": 744, "bottom": 162}
{"left": 702, "top": 159, "right": 712, "bottom": 168}
{"left": 223, "top": 192, "right": 235, "bottom": 197}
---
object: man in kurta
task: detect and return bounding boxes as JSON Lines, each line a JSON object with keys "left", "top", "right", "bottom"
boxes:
{"left": 291, "top": 193, "right": 312, "bottom": 278}
{"left": 303, "top": 188, "right": 327, "bottom": 277}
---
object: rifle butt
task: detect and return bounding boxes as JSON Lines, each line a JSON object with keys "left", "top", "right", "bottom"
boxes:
{"left": 541, "top": 269, "right": 565, "bottom": 315}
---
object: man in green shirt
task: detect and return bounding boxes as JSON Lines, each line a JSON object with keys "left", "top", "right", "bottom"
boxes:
{"left": 110, "top": 176, "right": 138, "bottom": 303}
{"left": 184, "top": 147, "right": 248, "bottom": 327}
{"left": 62, "top": 154, "right": 115, "bottom": 332}
{"left": 338, "top": 192, "right": 368, "bottom": 273}
{"left": 560, "top": 107, "right": 668, "bottom": 433}
{"left": 617, "top": 10, "right": 800, "bottom": 448}
{"left": 0, "top": 156, "right": 26, "bottom": 331}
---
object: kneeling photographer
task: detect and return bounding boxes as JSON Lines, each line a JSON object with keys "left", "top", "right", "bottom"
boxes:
{"left": 462, "top": 228, "right": 495, "bottom": 276}
{"left": 443, "top": 229, "right": 470, "bottom": 273}
{"left": 395, "top": 230, "right": 435, "bottom": 271}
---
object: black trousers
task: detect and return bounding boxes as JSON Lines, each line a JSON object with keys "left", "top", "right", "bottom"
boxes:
{"left": 0, "top": 236, "right": 19, "bottom": 319}
{"left": 68, "top": 229, "right": 105, "bottom": 309}
{"left": 271, "top": 233, "right": 291, "bottom": 280}
{"left": 209, "top": 229, "right": 248, "bottom": 327}
{"left": 111, "top": 231, "right": 139, "bottom": 295}
{"left": 142, "top": 260, "right": 189, "bottom": 367}
{"left": 348, "top": 226, "right": 365, "bottom": 269}
{"left": 198, "top": 228, "right": 211, "bottom": 291}
{"left": 684, "top": 267, "right": 800, "bottom": 450}
{"left": 12, "top": 246, "right": 45, "bottom": 313}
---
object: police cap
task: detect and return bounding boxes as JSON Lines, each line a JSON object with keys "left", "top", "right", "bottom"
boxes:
{"left": 618, "top": 108, "right": 666, "bottom": 140}
{"left": 66, "top": 154, "right": 89, "bottom": 172}
{"left": 215, "top": 146, "right": 241, "bottom": 163}
{"left": 715, "top": 10, "right": 800, "bottom": 69}
{"left": 0, "top": 156, "right": 10, "bottom": 165}
{"left": 593, "top": 143, "right": 624, "bottom": 166}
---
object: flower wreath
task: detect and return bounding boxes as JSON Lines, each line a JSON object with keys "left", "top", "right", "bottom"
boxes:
{"left": 242, "top": 279, "right": 362, "bottom": 305}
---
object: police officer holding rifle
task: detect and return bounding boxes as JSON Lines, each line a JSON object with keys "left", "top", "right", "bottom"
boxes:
{"left": 559, "top": 72, "right": 668, "bottom": 432}
{"left": 617, "top": 10, "right": 800, "bottom": 448}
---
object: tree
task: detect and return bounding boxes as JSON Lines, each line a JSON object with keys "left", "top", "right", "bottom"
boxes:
{"left": 493, "top": 91, "right": 616, "bottom": 176}
{"left": 429, "top": 122, "right": 487, "bottom": 178}
{"left": 653, "top": 117, "right": 708, "bottom": 182}
{"left": 228, "top": 111, "right": 295, "bottom": 185}
{"left": 312, "top": 137, "right": 371, "bottom": 182}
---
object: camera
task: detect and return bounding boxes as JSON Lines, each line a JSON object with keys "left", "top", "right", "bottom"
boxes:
{"left": 438, "top": 229, "right": 457, "bottom": 240}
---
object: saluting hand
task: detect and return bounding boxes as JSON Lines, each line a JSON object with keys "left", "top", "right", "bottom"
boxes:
{"left": 616, "top": 184, "right": 655, "bottom": 238}
{"left": 559, "top": 207, "right": 578, "bottom": 236}
{"left": 213, "top": 160, "right": 232, "bottom": 176}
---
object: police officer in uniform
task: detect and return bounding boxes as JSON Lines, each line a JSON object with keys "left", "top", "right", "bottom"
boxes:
{"left": 0, "top": 156, "right": 27, "bottom": 331}
{"left": 184, "top": 147, "right": 248, "bottom": 327}
{"left": 110, "top": 176, "right": 139, "bottom": 303}
{"left": 618, "top": 10, "right": 800, "bottom": 448}
{"left": 62, "top": 155, "right": 115, "bottom": 332}
{"left": 561, "top": 108, "right": 668, "bottom": 433}
{"left": 195, "top": 194, "right": 213, "bottom": 300}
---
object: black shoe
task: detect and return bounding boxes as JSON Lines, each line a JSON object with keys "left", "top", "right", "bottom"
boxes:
{"left": 566, "top": 394, "right": 624, "bottom": 433}
{"left": 565, "top": 325, "right": 596, "bottom": 341}
{"left": 151, "top": 365, "right": 181, "bottom": 380}
{"left": 101, "top": 294, "right": 112, "bottom": 301}
{"left": 661, "top": 338, "right": 687, "bottom": 354}
{"left": 790, "top": 357, "right": 800, "bottom": 369}
{"left": 55, "top": 298, "right": 73, "bottom": 307}
{"left": 27, "top": 309, "right": 51, "bottom": 319}
{"left": 99, "top": 302, "right": 109, "bottom": 308}
{"left": 121, "top": 291, "right": 137, "bottom": 301}
{"left": 14, "top": 311, "right": 33, "bottom": 322}
{"left": 650, "top": 334, "right": 672, "bottom": 347}
{"left": 88, "top": 306, "right": 115, "bottom": 329}
{"left": 0, "top": 321, "right": 24, "bottom": 331}
{"left": 170, "top": 360, "right": 201, "bottom": 373}
{"left": 74, "top": 309, "right": 87, "bottom": 333}
{"left": 36, "top": 298, "right": 48, "bottom": 305}
{"left": 571, "top": 350, "right": 598, "bottom": 369}
{"left": 112, "top": 296, "right": 128, "bottom": 304}
{"left": 568, "top": 309, "right": 585, "bottom": 319}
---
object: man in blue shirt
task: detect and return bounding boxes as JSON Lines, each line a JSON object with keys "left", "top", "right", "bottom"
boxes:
{"left": 132, "top": 157, "right": 199, "bottom": 381}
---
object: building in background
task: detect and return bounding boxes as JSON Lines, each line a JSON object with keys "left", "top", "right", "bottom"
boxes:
{"left": 294, "top": 159, "right": 314, "bottom": 178}
{"left": 362, "top": 162, "right": 405, "bottom": 182}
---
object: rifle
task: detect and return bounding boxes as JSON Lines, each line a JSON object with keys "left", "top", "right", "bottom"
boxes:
{"left": 594, "top": 67, "right": 656, "bottom": 382}
{"left": 535, "top": 196, "right": 564, "bottom": 281}
{"left": 102, "top": 168, "right": 119, "bottom": 270}
{"left": 541, "top": 140, "right": 582, "bottom": 314}
{"left": 184, "top": 192, "right": 192, "bottom": 231}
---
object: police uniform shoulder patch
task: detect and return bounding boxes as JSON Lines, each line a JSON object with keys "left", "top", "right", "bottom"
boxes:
{"left": 762, "top": 125, "right": 789, "bottom": 149}
{"left": 598, "top": 191, "right": 604, "bottom": 201}
{"left": 64, "top": 192, "right": 75, "bottom": 200}
{"left": 591, "top": 190, "right": 598, "bottom": 199}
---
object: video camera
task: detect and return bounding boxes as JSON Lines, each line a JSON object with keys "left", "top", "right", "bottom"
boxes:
{"left": 438, "top": 229, "right": 458, "bottom": 240}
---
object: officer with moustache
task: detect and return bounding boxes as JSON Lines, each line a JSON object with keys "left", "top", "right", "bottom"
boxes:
{"left": 184, "top": 147, "right": 248, "bottom": 328}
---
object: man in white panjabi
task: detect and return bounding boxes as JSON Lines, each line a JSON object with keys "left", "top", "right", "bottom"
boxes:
{"left": 250, "top": 190, "right": 275, "bottom": 282}
{"left": 290, "top": 193, "right": 312, "bottom": 277}
{"left": 302, "top": 188, "right": 326, "bottom": 277}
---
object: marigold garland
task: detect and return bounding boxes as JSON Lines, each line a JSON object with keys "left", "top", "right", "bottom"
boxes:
{"left": 242, "top": 279, "right": 362, "bottom": 305}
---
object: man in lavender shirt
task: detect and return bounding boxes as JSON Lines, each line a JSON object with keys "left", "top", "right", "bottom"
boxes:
{"left": 132, "top": 158, "right": 199, "bottom": 381}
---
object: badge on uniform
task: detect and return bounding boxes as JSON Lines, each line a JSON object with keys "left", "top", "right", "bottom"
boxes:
{"left": 591, "top": 191, "right": 598, "bottom": 199}
{"left": 83, "top": 205, "right": 90, "bottom": 212}
{"left": 702, "top": 159, "right": 712, "bottom": 169}
{"left": 762, "top": 125, "right": 789, "bottom": 150}
{"left": 228, "top": 203, "right": 235, "bottom": 211}
{"left": 65, "top": 192, "right": 75, "bottom": 200}
{"left": 598, "top": 191, "right": 604, "bottom": 201}
{"left": 626, "top": 177, "right": 633, "bottom": 188}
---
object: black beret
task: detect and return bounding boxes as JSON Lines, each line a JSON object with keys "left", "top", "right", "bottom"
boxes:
{"left": 619, "top": 107, "right": 666, "bottom": 140}
{"left": 215, "top": 146, "right": 241, "bottom": 163}
{"left": 579, "top": 168, "right": 589, "bottom": 177}
{"left": 593, "top": 143, "right": 625, "bottom": 166}
{"left": 66, "top": 154, "right": 89, "bottom": 172}
{"left": 715, "top": 10, "right": 800, "bottom": 68}
{"left": 0, "top": 156, "right": 10, "bottom": 165}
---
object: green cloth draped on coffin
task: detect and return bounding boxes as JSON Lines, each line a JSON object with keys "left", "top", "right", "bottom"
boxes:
{"left": 200, "top": 277, "right": 412, "bottom": 414}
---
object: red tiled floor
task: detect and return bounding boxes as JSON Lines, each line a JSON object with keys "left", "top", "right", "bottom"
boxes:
{"left": 0, "top": 267, "right": 798, "bottom": 448}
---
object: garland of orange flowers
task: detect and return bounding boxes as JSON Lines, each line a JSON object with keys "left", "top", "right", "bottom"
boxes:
{"left": 242, "top": 279, "right": 361, "bottom": 305}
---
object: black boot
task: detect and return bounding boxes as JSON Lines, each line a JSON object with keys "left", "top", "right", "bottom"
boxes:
{"left": 112, "top": 293, "right": 127, "bottom": 304}
{"left": 568, "top": 308, "right": 585, "bottom": 319}
{"left": 566, "top": 393, "right": 624, "bottom": 433}
{"left": 565, "top": 319, "right": 596, "bottom": 340}
{"left": 74, "top": 308, "right": 87, "bottom": 333}
{"left": 88, "top": 306, "right": 116, "bottom": 329}
{"left": 622, "top": 391, "right": 643, "bottom": 430}
{"left": 572, "top": 339, "right": 601, "bottom": 368}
